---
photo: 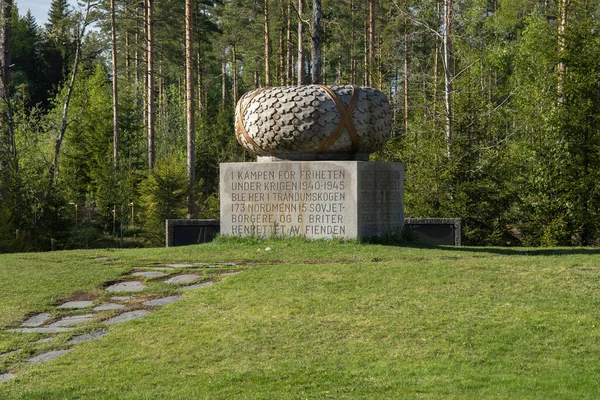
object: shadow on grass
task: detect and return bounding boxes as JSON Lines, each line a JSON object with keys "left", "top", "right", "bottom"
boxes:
{"left": 393, "top": 242, "right": 600, "bottom": 257}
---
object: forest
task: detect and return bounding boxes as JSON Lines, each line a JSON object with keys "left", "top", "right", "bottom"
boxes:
{"left": 0, "top": 0, "right": 598, "bottom": 251}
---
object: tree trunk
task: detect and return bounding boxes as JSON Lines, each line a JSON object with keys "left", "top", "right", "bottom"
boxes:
{"left": 403, "top": 13, "right": 409, "bottom": 134}
{"left": 111, "top": 0, "right": 119, "bottom": 168}
{"left": 222, "top": 56, "right": 227, "bottom": 107}
{"left": 232, "top": 44, "right": 238, "bottom": 105}
{"left": 369, "top": 0, "right": 375, "bottom": 86}
{"left": 311, "top": 0, "right": 321, "bottom": 84}
{"left": 350, "top": 0, "right": 355, "bottom": 84}
{"left": 286, "top": 1, "right": 292, "bottom": 84}
{"left": 197, "top": 46, "right": 204, "bottom": 116}
{"left": 557, "top": 0, "right": 569, "bottom": 104}
{"left": 0, "top": 0, "right": 15, "bottom": 172}
{"left": 146, "top": 0, "right": 155, "bottom": 170}
{"left": 443, "top": 0, "right": 453, "bottom": 159}
{"left": 264, "top": 0, "right": 271, "bottom": 86}
{"left": 49, "top": 1, "right": 94, "bottom": 192}
{"left": 363, "top": 19, "right": 368, "bottom": 86}
{"left": 185, "top": 0, "right": 195, "bottom": 219}
{"left": 278, "top": 0, "right": 285, "bottom": 85}
{"left": 433, "top": 0, "right": 440, "bottom": 126}
{"left": 297, "top": 0, "right": 304, "bottom": 85}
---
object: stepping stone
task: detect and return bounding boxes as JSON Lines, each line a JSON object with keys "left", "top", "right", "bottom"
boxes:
{"left": 147, "top": 267, "right": 174, "bottom": 271}
{"left": 49, "top": 314, "right": 95, "bottom": 327}
{"left": 111, "top": 296, "right": 132, "bottom": 301}
{"left": 166, "top": 263, "right": 193, "bottom": 268}
{"left": 0, "top": 349, "right": 22, "bottom": 357}
{"left": 93, "top": 303, "right": 124, "bottom": 311}
{"left": 143, "top": 295, "right": 181, "bottom": 307}
{"left": 57, "top": 301, "right": 94, "bottom": 309}
{"left": 0, "top": 373, "right": 16, "bottom": 383}
{"left": 27, "top": 349, "right": 70, "bottom": 363}
{"left": 105, "top": 281, "right": 146, "bottom": 292}
{"left": 8, "top": 327, "right": 73, "bottom": 333}
{"left": 104, "top": 310, "right": 150, "bottom": 325}
{"left": 164, "top": 274, "right": 201, "bottom": 284}
{"left": 35, "top": 337, "right": 56, "bottom": 344}
{"left": 68, "top": 330, "right": 109, "bottom": 344}
{"left": 21, "top": 313, "right": 52, "bottom": 327}
{"left": 93, "top": 257, "right": 109, "bottom": 261}
{"left": 131, "top": 271, "right": 167, "bottom": 278}
{"left": 180, "top": 281, "right": 214, "bottom": 290}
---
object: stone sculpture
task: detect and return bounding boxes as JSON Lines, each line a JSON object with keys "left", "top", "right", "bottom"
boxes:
{"left": 235, "top": 85, "right": 392, "bottom": 161}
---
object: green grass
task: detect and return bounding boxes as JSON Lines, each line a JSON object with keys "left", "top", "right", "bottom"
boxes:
{"left": 1, "top": 240, "right": 600, "bottom": 398}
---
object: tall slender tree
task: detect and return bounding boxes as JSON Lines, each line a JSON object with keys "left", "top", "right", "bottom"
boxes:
{"left": 146, "top": 0, "right": 155, "bottom": 170}
{"left": 264, "top": 0, "right": 272, "bottom": 86}
{"left": 110, "top": 0, "right": 119, "bottom": 167}
{"left": 297, "top": 0, "right": 304, "bottom": 85}
{"left": 311, "top": 0, "right": 321, "bottom": 84}
{"left": 0, "top": 0, "right": 14, "bottom": 172}
{"left": 185, "top": 0, "right": 195, "bottom": 218}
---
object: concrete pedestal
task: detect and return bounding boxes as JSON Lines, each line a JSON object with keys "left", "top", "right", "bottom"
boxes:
{"left": 220, "top": 161, "right": 403, "bottom": 240}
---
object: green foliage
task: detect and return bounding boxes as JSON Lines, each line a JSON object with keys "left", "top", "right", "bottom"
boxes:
{"left": 139, "top": 153, "right": 188, "bottom": 245}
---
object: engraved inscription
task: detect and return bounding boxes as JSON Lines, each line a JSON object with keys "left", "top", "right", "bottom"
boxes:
{"left": 226, "top": 165, "right": 350, "bottom": 238}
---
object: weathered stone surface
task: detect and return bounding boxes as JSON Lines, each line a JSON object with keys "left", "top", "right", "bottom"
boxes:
{"left": 49, "top": 314, "right": 95, "bottom": 327}
{"left": 131, "top": 271, "right": 167, "bottom": 278}
{"left": 57, "top": 301, "right": 93, "bottom": 309}
{"left": 110, "top": 296, "right": 132, "bottom": 301}
{"left": 68, "top": 330, "right": 109, "bottom": 344}
{"left": 142, "top": 296, "right": 181, "bottom": 307}
{"left": 21, "top": 313, "right": 52, "bottom": 327}
{"left": 104, "top": 310, "right": 150, "bottom": 325}
{"left": 27, "top": 349, "right": 70, "bottom": 363}
{"left": 35, "top": 337, "right": 56, "bottom": 344}
{"left": 166, "top": 263, "right": 194, "bottom": 268}
{"left": 179, "top": 281, "right": 214, "bottom": 290}
{"left": 8, "top": 327, "right": 73, "bottom": 333}
{"left": 235, "top": 85, "right": 392, "bottom": 160}
{"left": 93, "top": 303, "right": 125, "bottom": 311}
{"left": 105, "top": 281, "right": 146, "bottom": 292}
{"left": 1, "top": 349, "right": 22, "bottom": 357}
{"left": 0, "top": 373, "right": 16, "bottom": 382}
{"left": 164, "top": 274, "right": 201, "bottom": 284}
{"left": 220, "top": 161, "right": 403, "bottom": 239}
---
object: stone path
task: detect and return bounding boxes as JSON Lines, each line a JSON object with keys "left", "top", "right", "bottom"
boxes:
{"left": 0, "top": 261, "right": 244, "bottom": 383}
{"left": 57, "top": 301, "right": 94, "bottom": 309}
{"left": 21, "top": 313, "right": 52, "bottom": 327}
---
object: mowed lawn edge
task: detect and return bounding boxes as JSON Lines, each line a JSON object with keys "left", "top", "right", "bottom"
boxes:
{"left": 1, "top": 241, "right": 600, "bottom": 398}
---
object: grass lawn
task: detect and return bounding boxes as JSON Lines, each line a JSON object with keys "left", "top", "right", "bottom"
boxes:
{"left": 1, "top": 239, "right": 600, "bottom": 398}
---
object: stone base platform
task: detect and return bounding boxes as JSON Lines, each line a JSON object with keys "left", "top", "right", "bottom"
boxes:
{"left": 220, "top": 161, "right": 404, "bottom": 240}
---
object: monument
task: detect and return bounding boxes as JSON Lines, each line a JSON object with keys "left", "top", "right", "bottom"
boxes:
{"left": 220, "top": 84, "right": 403, "bottom": 240}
